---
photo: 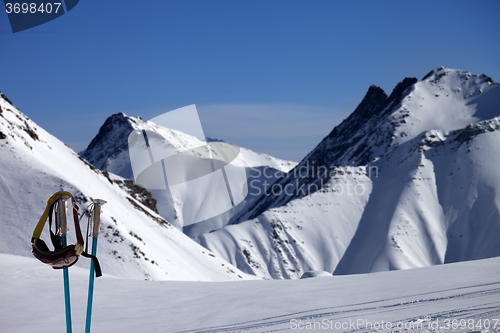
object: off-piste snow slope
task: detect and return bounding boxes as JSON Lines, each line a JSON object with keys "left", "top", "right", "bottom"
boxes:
{"left": 80, "top": 112, "right": 296, "bottom": 238}
{"left": 0, "top": 91, "right": 257, "bottom": 281}
{"left": 1, "top": 253, "right": 499, "bottom": 333}
{"left": 199, "top": 67, "right": 500, "bottom": 280}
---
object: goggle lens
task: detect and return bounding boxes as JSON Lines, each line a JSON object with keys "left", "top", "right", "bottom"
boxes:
{"left": 50, "top": 255, "right": 79, "bottom": 269}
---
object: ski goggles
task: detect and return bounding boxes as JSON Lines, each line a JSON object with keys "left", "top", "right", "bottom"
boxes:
{"left": 31, "top": 238, "right": 83, "bottom": 269}
{"left": 31, "top": 191, "right": 85, "bottom": 270}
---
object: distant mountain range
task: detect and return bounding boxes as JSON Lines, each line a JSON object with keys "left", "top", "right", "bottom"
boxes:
{"left": 2, "top": 67, "right": 498, "bottom": 281}
{"left": 199, "top": 67, "right": 500, "bottom": 279}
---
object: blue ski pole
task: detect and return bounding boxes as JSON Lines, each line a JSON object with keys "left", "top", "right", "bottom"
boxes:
{"left": 85, "top": 199, "right": 106, "bottom": 333}
{"left": 56, "top": 193, "right": 73, "bottom": 333}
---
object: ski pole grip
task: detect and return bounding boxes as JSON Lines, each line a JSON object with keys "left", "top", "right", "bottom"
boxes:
{"left": 56, "top": 193, "right": 71, "bottom": 236}
{"left": 90, "top": 199, "right": 106, "bottom": 237}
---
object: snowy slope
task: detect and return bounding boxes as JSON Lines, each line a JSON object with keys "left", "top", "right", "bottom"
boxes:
{"left": 200, "top": 166, "right": 373, "bottom": 279}
{"left": 0, "top": 92, "right": 257, "bottom": 281}
{"left": 199, "top": 68, "right": 500, "bottom": 279}
{"left": 80, "top": 112, "right": 296, "bottom": 236}
{"left": 335, "top": 117, "right": 500, "bottom": 275}
{"left": 2, "top": 253, "right": 499, "bottom": 332}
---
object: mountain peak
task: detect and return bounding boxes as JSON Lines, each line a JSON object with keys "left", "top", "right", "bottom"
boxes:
{"left": 422, "top": 67, "right": 496, "bottom": 86}
{"left": 80, "top": 112, "right": 141, "bottom": 169}
{"left": 0, "top": 91, "right": 14, "bottom": 106}
{"left": 108, "top": 111, "right": 131, "bottom": 123}
{"left": 368, "top": 84, "right": 386, "bottom": 94}
{"left": 351, "top": 85, "right": 388, "bottom": 119}
{"left": 366, "top": 84, "right": 387, "bottom": 99}
{"left": 86, "top": 113, "right": 133, "bottom": 146}
{"left": 422, "top": 66, "right": 449, "bottom": 81}
{"left": 387, "top": 77, "right": 418, "bottom": 105}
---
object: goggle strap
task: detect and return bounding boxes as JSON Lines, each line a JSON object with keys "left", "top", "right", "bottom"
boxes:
{"left": 31, "top": 191, "right": 84, "bottom": 248}
{"left": 72, "top": 198, "right": 84, "bottom": 246}
{"left": 81, "top": 252, "right": 102, "bottom": 277}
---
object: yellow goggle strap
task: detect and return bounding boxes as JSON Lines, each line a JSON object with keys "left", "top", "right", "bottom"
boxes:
{"left": 31, "top": 191, "right": 81, "bottom": 243}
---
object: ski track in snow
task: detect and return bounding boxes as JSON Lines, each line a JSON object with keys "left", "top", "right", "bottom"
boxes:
{"left": 2, "top": 254, "right": 499, "bottom": 333}
{"left": 176, "top": 282, "right": 500, "bottom": 333}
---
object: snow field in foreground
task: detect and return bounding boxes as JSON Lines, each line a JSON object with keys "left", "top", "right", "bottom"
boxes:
{"left": 1, "top": 253, "right": 499, "bottom": 333}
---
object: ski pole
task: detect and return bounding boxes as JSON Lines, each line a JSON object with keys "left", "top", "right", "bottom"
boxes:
{"left": 56, "top": 193, "right": 73, "bottom": 333}
{"left": 85, "top": 199, "right": 106, "bottom": 333}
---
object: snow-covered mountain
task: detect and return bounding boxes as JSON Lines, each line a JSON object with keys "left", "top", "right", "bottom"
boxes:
{"left": 0, "top": 92, "right": 258, "bottom": 281}
{"left": 80, "top": 112, "right": 296, "bottom": 237}
{"left": 199, "top": 67, "right": 500, "bottom": 279}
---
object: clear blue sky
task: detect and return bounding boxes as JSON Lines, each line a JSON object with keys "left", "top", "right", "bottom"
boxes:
{"left": 1, "top": 0, "right": 499, "bottom": 161}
